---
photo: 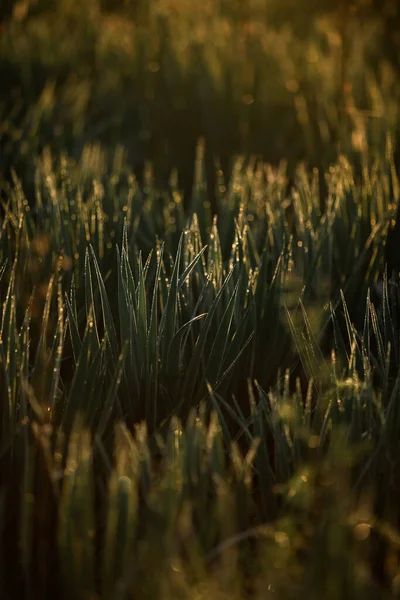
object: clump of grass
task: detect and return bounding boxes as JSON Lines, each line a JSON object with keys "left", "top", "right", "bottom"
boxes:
{"left": 1, "top": 139, "right": 400, "bottom": 597}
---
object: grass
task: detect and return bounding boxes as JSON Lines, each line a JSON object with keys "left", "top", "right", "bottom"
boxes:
{"left": 2, "top": 1, "right": 400, "bottom": 599}
{"left": 2, "top": 144, "right": 400, "bottom": 599}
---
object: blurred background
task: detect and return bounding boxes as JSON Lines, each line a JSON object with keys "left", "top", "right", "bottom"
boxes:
{"left": 1, "top": 0, "right": 400, "bottom": 208}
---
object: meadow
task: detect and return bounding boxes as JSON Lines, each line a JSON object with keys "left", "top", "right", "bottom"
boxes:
{"left": 1, "top": 1, "right": 400, "bottom": 598}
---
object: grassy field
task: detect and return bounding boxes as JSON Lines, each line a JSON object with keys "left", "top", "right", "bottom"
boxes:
{"left": 2, "top": 1, "right": 400, "bottom": 599}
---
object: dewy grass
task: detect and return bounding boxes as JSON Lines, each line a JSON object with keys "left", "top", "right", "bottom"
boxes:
{"left": 1, "top": 2, "right": 400, "bottom": 596}
{"left": 0, "top": 141, "right": 400, "bottom": 598}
